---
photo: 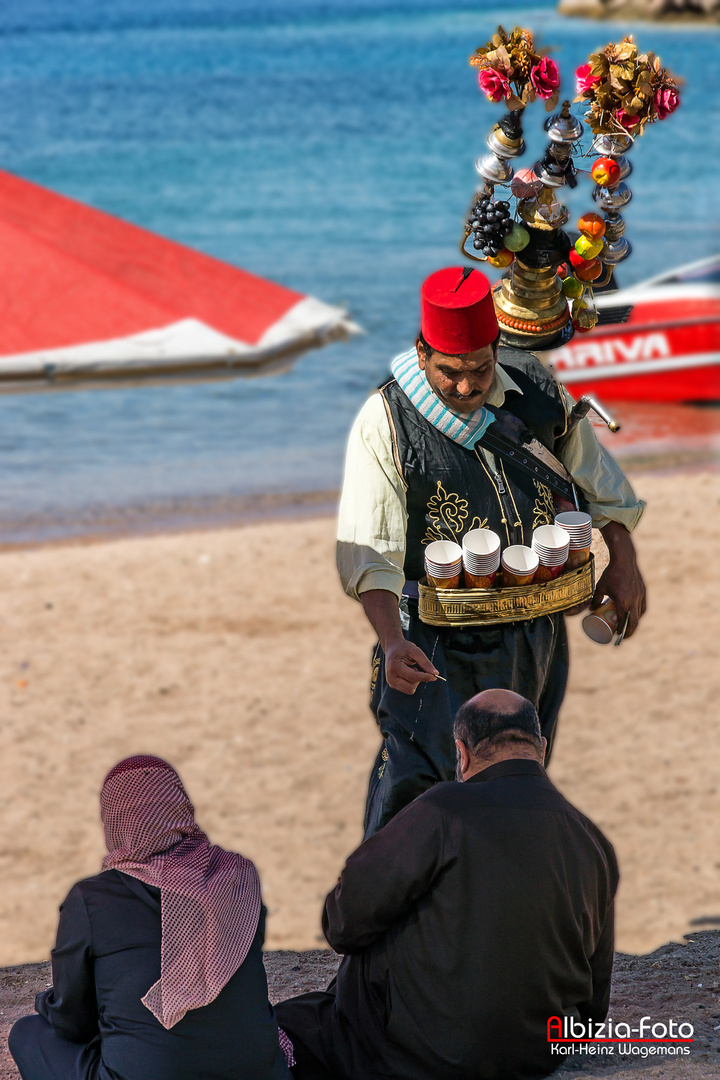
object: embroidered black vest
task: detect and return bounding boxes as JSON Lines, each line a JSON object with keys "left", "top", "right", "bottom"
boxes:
{"left": 381, "top": 347, "right": 569, "bottom": 581}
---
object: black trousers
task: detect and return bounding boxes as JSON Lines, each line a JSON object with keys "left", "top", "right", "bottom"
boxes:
{"left": 9, "top": 1015, "right": 100, "bottom": 1080}
{"left": 364, "top": 600, "right": 569, "bottom": 837}
{"left": 276, "top": 991, "right": 373, "bottom": 1080}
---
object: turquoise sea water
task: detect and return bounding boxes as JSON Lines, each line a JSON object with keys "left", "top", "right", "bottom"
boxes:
{"left": 0, "top": 0, "right": 716, "bottom": 540}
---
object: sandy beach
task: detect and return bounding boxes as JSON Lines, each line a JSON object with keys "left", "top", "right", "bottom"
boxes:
{"left": 0, "top": 465, "right": 718, "bottom": 965}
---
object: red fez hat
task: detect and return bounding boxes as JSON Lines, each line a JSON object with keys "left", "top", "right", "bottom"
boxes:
{"left": 421, "top": 267, "right": 499, "bottom": 354}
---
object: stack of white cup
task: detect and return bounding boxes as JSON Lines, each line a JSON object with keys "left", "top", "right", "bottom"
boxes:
{"left": 531, "top": 525, "right": 570, "bottom": 580}
{"left": 554, "top": 511, "right": 592, "bottom": 550}
{"left": 424, "top": 540, "right": 463, "bottom": 589}
{"left": 462, "top": 529, "right": 501, "bottom": 587}
{"left": 501, "top": 545, "right": 539, "bottom": 586}
{"left": 554, "top": 511, "right": 593, "bottom": 571}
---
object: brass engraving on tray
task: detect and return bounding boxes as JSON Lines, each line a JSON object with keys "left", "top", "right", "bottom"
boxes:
{"left": 418, "top": 557, "right": 594, "bottom": 627}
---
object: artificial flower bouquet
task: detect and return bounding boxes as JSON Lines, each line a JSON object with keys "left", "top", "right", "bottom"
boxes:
{"left": 470, "top": 26, "right": 560, "bottom": 112}
{"left": 575, "top": 36, "right": 680, "bottom": 135}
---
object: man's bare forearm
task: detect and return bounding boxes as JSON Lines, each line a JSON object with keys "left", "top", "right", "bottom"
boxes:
{"left": 600, "top": 519, "right": 635, "bottom": 559}
{"left": 360, "top": 588, "right": 438, "bottom": 692}
{"left": 360, "top": 589, "right": 407, "bottom": 652}
{"left": 596, "top": 520, "right": 647, "bottom": 637}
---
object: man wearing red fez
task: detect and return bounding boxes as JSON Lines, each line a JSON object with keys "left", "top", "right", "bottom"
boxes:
{"left": 337, "top": 267, "right": 646, "bottom": 836}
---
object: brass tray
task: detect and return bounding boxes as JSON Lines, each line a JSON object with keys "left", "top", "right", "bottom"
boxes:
{"left": 418, "top": 556, "right": 594, "bottom": 628}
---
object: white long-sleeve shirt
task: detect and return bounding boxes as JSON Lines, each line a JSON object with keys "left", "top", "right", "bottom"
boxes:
{"left": 337, "top": 362, "right": 645, "bottom": 601}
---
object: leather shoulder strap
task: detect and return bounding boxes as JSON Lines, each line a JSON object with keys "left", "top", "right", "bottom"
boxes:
{"left": 478, "top": 409, "right": 580, "bottom": 506}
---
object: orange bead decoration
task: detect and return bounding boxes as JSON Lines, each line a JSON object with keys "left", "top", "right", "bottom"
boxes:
{"left": 577, "top": 213, "right": 606, "bottom": 240}
{"left": 575, "top": 258, "right": 603, "bottom": 283}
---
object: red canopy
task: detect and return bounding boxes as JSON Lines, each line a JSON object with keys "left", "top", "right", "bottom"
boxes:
{"left": 0, "top": 169, "right": 357, "bottom": 390}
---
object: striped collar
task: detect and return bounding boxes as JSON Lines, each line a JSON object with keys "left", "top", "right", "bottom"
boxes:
{"left": 390, "top": 348, "right": 522, "bottom": 449}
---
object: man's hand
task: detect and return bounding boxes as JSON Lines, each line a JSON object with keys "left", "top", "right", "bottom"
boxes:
{"left": 384, "top": 638, "right": 439, "bottom": 695}
{"left": 594, "top": 521, "right": 647, "bottom": 639}
{"left": 360, "top": 588, "right": 440, "bottom": 695}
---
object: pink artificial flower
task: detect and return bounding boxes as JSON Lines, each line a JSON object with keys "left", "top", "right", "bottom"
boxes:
{"left": 654, "top": 85, "right": 679, "bottom": 119}
{"left": 477, "top": 67, "right": 511, "bottom": 103}
{"left": 575, "top": 63, "right": 601, "bottom": 95}
{"left": 530, "top": 57, "right": 560, "bottom": 100}
{"left": 616, "top": 108, "right": 640, "bottom": 129}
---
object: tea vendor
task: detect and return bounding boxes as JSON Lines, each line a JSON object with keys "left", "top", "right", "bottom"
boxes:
{"left": 336, "top": 266, "right": 646, "bottom": 837}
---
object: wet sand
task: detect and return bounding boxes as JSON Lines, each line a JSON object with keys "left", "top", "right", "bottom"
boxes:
{"left": 0, "top": 466, "right": 718, "bottom": 964}
{"left": 1, "top": 402, "right": 717, "bottom": 549}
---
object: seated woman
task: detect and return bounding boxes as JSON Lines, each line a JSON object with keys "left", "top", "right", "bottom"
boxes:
{"left": 9, "top": 755, "right": 293, "bottom": 1080}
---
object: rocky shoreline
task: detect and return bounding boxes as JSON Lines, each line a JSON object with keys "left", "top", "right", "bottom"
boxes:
{"left": 558, "top": 0, "right": 719, "bottom": 20}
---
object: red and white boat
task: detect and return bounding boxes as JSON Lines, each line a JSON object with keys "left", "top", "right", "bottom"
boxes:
{"left": 0, "top": 169, "right": 358, "bottom": 393}
{"left": 541, "top": 255, "right": 720, "bottom": 402}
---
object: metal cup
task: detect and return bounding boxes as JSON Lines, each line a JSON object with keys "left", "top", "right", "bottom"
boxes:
{"left": 582, "top": 597, "right": 618, "bottom": 644}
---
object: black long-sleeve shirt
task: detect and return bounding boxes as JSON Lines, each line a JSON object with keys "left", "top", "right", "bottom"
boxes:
{"left": 36, "top": 868, "right": 289, "bottom": 1080}
{"left": 323, "top": 759, "right": 618, "bottom": 1080}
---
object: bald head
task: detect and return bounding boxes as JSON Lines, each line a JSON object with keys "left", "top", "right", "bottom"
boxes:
{"left": 453, "top": 689, "right": 544, "bottom": 777}
{"left": 469, "top": 688, "right": 532, "bottom": 718}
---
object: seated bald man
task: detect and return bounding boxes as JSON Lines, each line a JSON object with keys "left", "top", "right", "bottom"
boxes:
{"left": 276, "top": 690, "right": 619, "bottom": 1080}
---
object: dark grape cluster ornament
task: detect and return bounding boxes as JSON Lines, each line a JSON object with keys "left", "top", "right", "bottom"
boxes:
{"left": 466, "top": 197, "right": 514, "bottom": 259}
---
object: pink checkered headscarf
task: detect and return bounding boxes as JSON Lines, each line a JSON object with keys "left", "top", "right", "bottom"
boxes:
{"left": 100, "top": 755, "right": 263, "bottom": 1031}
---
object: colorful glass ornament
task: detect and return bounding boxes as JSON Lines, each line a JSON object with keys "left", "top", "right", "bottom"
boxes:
{"left": 569, "top": 249, "right": 588, "bottom": 271}
{"left": 503, "top": 224, "right": 531, "bottom": 252}
{"left": 562, "top": 276, "right": 584, "bottom": 299}
{"left": 574, "top": 258, "right": 603, "bottom": 282}
{"left": 590, "top": 157, "right": 622, "bottom": 187}
{"left": 575, "top": 235, "right": 604, "bottom": 261}
{"left": 487, "top": 249, "right": 515, "bottom": 267}
{"left": 577, "top": 213, "right": 606, "bottom": 240}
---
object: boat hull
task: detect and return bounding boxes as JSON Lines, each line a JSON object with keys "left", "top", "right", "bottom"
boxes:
{"left": 541, "top": 266, "right": 720, "bottom": 402}
{"left": 544, "top": 318, "right": 720, "bottom": 402}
